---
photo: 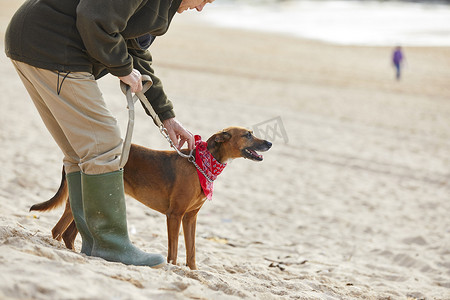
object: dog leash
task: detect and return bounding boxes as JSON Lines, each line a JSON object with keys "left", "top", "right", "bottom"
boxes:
{"left": 119, "top": 76, "right": 211, "bottom": 182}
{"left": 119, "top": 75, "right": 153, "bottom": 168}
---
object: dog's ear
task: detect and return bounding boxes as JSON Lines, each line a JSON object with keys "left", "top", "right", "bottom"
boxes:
{"left": 214, "top": 131, "right": 231, "bottom": 143}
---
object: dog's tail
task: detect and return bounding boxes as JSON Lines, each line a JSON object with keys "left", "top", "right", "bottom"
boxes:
{"left": 29, "top": 167, "right": 68, "bottom": 212}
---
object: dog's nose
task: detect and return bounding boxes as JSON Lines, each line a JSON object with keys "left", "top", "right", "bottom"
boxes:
{"left": 265, "top": 141, "right": 272, "bottom": 149}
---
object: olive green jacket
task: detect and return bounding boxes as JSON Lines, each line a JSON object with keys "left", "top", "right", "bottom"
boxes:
{"left": 5, "top": 0, "right": 182, "bottom": 121}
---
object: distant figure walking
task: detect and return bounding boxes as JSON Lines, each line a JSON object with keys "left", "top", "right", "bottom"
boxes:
{"left": 392, "top": 46, "right": 404, "bottom": 80}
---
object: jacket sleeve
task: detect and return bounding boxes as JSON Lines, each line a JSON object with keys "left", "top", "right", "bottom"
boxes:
{"left": 76, "top": 0, "right": 144, "bottom": 77}
{"left": 129, "top": 47, "right": 176, "bottom": 122}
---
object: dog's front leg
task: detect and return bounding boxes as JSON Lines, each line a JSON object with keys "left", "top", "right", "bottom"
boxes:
{"left": 166, "top": 213, "right": 183, "bottom": 266}
{"left": 182, "top": 209, "right": 200, "bottom": 270}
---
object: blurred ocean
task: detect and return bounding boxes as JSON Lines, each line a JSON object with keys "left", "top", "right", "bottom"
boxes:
{"left": 197, "top": 0, "right": 450, "bottom": 46}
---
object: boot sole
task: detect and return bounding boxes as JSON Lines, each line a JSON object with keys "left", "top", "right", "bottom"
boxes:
{"left": 151, "top": 261, "right": 166, "bottom": 269}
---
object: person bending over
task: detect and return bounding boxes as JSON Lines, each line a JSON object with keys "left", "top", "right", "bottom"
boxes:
{"left": 5, "top": 0, "right": 214, "bottom": 268}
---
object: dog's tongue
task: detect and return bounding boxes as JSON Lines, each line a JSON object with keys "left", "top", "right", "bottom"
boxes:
{"left": 249, "top": 149, "right": 263, "bottom": 160}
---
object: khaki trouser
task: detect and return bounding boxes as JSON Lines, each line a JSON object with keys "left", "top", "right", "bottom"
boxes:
{"left": 12, "top": 60, "right": 122, "bottom": 175}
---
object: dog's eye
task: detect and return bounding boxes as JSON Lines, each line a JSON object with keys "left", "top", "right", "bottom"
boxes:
{"left": 246, "top": 132, "right": 252, "bottom": 139}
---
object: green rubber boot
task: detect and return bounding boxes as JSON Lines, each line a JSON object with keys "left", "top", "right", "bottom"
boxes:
{"left": 81, "top": 170, "right": 165, "bottom": 268}
{"left": 67, "top": 171, "right": 93, "bottom": 255}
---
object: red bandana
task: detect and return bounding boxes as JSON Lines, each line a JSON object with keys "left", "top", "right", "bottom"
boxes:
{"left": 194, "top": 135, "right": 227, "bottom": 200}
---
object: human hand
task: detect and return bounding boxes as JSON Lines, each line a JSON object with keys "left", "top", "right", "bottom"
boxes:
{"left": 162, "top": 118, "right": 195, "bottom": 150}
{"left": 118, "top": 69, "right": 143, "bottom": 93}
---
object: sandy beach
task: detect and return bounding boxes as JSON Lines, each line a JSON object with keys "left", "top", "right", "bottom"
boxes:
{"left": 1, "top": 1, "right": 450, "bottom": 299}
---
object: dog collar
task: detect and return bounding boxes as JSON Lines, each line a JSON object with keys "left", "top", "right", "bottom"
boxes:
{"left": 194, "top": 135, "right": 226, "bottom": 200}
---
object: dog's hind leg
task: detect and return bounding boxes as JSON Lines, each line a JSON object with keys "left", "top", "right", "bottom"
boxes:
{"left": 182, "top": 208, "right": 200, "bottom": 270}
{"left": 62, "top": 221, "right": 78, "bottom": 251}
{"left": 52, "top": 200, "right": 74, "bottom": 244}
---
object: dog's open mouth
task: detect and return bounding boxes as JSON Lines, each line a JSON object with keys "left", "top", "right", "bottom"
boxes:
{"left": 243, "top": 148, "right": 264, "bottom": 161}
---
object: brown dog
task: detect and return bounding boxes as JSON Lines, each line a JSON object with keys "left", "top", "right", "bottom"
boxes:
{"left": 30, "top": 127, "right": 271, "bottom": 269}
